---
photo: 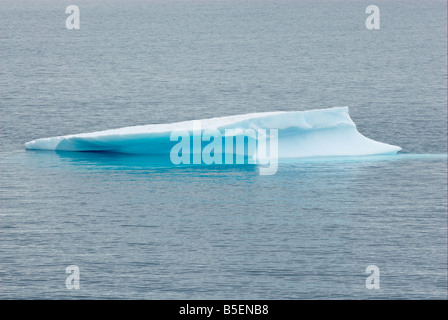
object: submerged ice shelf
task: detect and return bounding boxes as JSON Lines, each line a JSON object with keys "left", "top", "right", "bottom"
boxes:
{"left": 25, "top": 107, "right": 401, "bottom": 158}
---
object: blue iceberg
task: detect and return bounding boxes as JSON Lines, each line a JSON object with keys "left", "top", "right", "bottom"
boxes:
{"left": 25, "top": 107, "right": 401, "bottom": 158}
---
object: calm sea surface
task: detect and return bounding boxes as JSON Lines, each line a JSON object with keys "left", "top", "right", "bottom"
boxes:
{"left": 1, "top": 0, "right": 446, "bottom": 299}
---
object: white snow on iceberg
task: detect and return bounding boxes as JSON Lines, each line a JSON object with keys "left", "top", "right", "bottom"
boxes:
{"left": 25, "top": 107, "right": 401, "bottom": 158}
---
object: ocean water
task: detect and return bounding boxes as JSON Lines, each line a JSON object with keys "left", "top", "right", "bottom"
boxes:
{"left": 0, "top": 0, "right": 446, "bottom": 299}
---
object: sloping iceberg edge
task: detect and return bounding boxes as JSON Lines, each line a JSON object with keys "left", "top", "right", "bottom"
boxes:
{"left": 25, "top": 107, "right": 401, "bottom": 158}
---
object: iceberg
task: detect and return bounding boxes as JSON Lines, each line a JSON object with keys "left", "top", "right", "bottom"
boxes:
{"left": 25, "top": 106, "right": 401, "bottom": 158}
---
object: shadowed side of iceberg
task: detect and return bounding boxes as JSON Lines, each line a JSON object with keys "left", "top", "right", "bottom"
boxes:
{"left": 25, "top": 107, "right": 402, "bottom": 158}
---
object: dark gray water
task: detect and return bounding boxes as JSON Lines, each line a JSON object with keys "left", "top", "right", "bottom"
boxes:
{"left": 1, "top": 0, "right": 446, "bottom": 299}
